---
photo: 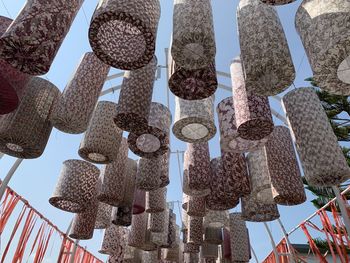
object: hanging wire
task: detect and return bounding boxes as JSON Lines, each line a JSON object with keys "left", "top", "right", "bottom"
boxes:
{"left": 1, "top": 0, "right": 12, "bottom": 18}
{"left": 176, "top": 150, "right": 183, "bottom": 191}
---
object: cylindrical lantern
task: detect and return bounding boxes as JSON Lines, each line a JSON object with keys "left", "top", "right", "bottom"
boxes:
{"left": 204, "top": 227, "right": 223, "bottom": 245}
{"left": 222, "top": 228, "right": 231, "bottom": 260}
{"left": 241, "top": 194, "right": 280, "bottom": 222}
{"left": 119, "top": 159, "right": 138, "bottom": 207}
{"left": 0, "top": 77, "right": 59, "bottom": 158}
{"left": 49, "top": 160, "right": 100, "bottom": 213}
{"left": 51, "top": 52, "right": 110, "bottom": 134}
{"left": 265, "top": 126, "right": 306, "bottom": 205}
{"left": 141, "top": 251, "right": 158, "bottom": 263}
{"left": 163, "top": 247, "right": 180, "bottom": 262}
{"left": 182, "top": 194, "right": 206, "bottom": 217}
{"left": 221, "top": 151, "right": 251, "bottom": 197}
{"left": 95, "top": 202, "right": 112, "bottom": 229}
{"left": 295, "top": 0, "right": 350, "bottom": 95}
{"left": 203, "top": 210, "right": 229, "bottom": 229}
{"left": 237, "top": 0, "right": 295, "bottom": 95}
{"left": 128, "top": 102, "right": 172, "bottom": 158}
{"left": 146, "top": 187, "right": 167, "bottom": 213}
{"left": 0, "top": 16, "right": 32, "bottom": 115}
{"left": 231, "top": 57, "right": 274, "bottom": 141}
{"left": 217, "top": 97, "right": 268, "bottom": 153}
{"left": 114, "top": 57, "right": 157, "bottom": 133}
{"left": 98, "top": 138, "right": 129, "bottom": 206}
{"left": 148, "top": 211, "right": 166, "bottom": 233}
{"left": 173, "top": 96, "right": 216, "bottom": 143}
{"left": 100, "top": 225, "right": 127, "bottom": 256}
{"left": 79, "top": 101, "right": 123, "bottom": 164}
{"left": 200, "top": 243, "right": 218, "bottom": 259}
{"left": 128, "top": 212, "right": 148, "bottom": 248}
{"left": 184, "top": 252, "right": 199, "bottom": 263}
{"left": 187, "top": 216, "right": 203, "bottom": 245}
{"left": 184, "top": 243, "right": 200, "bottom": 253}
{"left": 183, "top": 169, "right": 210, "bottom": 197}
{"left": 69, "top": 199, "right": 99, "bottom": 240}
{"left": 171, "top": 0, "right": 216, "bottom": 70}
{"left": 159, "top": 150, "right": 170, "bottom": 188}
{"left": 164, "top": 210, "right": 177, "bottom": 248}
{"left": 111, "top": 206, "right": 132, "bottom": 227}
{"left": 136, "top": 157, "right": 163, "bottom": 191}
{"left": 0, "top": 0, "right": 83, "bottom": 75}
{"left": 260, "top": 0, "right": 296, "bottom": 5}
{"left": 150, "top": 208, "right": 169, "bottom": 247}
{"left": 183, "top": 143, "right": 211, "bottom": 195}
{"left": 282, "top": 88, "right": 350, "bottom": 186}
{"left": 206, "top": 157, "right": 240, "bottom": 211}
{"left": 133, "top": 189, "right": 146, "bottom": 215}
{"left": 228, "top": 213, "right": 250, "bottom": 263}
{"left": 247, "top": 149, "right": 274, "bottom": 204}
{"left": 89, "top": 0, "right": 160, "bottom": 70}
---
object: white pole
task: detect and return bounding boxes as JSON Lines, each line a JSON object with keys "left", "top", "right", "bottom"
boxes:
{"left": 277, "top": 218, "right": 296, "bottom": 262}
{"left": 263, "top": 222, "right": 280, "bottom": 263}
{"left": 250, "top": 245, "right": 259, "bottom": 263}
{"left": 0, "top": 158, "right": 23, "bottom": 201}
{"left": 332, "top": 186, "right": 350, "bottom": 238}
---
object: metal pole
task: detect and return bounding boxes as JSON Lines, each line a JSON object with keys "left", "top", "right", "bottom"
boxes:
{"left": 69, "top": 239, "right": 80, "bottom": 263}
{"left": 277, "top": 218, "right": 296, "bottom": 262}
{"left": 165, "top": 48, "right": 170, "bottom": 109}
{"left": 332, "top": 186, "right": 350, "bottom": 238}
{"left": 250, "top": 245, "right": 259, "bottom": 263}
{"left": 0, "top": 158, "right": 23, "bottom": 201}
{"left": 263, "top": 222, "right": 280, "bottom": 263}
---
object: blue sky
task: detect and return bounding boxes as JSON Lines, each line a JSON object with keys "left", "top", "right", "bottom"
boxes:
{"left": 0, "top": 0, "right": 322, "bottom": 262}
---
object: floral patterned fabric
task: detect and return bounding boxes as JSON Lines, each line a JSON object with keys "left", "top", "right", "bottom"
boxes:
{"left": 172, "top": 0, "right": 216, "bottom": 70}
{"left": 282, "top": 88, "right": 350, "bottom": 186}
{"left": 150, "top": 208, "right": 169, "bottom": 247}
{"left": 99, "top": 225, "right": 128, "bottom": 256}
{"left": 204, "top": 227, "right": 223, "bottom": 245}
{"left": 146, "top": 187, "right": 167, "bottom": 213}
{"left": 184, "top": 252, "right": 199, "bottom": 263}
{"left": 228, "top": 213, "right": 250, "bottom": 262}
{"left": 95, "top": 202, "right": 112, "bottom": 229}
{"left": 111, "top": 206, "right": 132, "bottom": 227}
{"left": 237, "top": 0, "right": 295, "bottom": 96}
{"left": 241, "top": 194, "right": 280, "bottom": 222}
{"left": 200, "top": 243, "right": 219, "bottom": 259}
{"left": 128, "top": 212, "right": 148, "bottom": 248}
{"left": 119, "top": 159, "right": 138, "bottom": 207}
{"left": 0, "top": 77, "right": 59, "bottom": 159}
{"left": 51, "top": 52, "right": 110, "bottom": 134}
{"left": 295, "top": 0, "right": 350, "bottom": 95}
{"left": 182, "top": 194, "right": 206, "bottom": 217}
{"left": 203, "top": 210, "right": 229, "bottom": 229}
{"left": 184, "top": 243, "right": 200, "bottom": 253}
{"left": 187, "top": 216, "right": 203, "bottom": 245}
{"left": 0, "top": 0, "right": 83, "bottom": 75}
{"left": 132, "top": 189, "right": 146, "bottom": 215}
{"left": 148, "top": 210, "right": 167, "bottom": 233}
{"left": 89, "top": 0, "right": 160, "bottom": 70}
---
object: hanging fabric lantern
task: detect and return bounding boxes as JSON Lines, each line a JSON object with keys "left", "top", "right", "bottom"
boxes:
{"left": 133, "top": 189, "right": 146, "bottom": 215}
{"left": 146, "top": 187, "right": 167, "bottom": 213}
{"left": 217, "top": 97, "right": 268, "bottom": 153}
{"left": 184, "top": 243, "right": 200, "bottom": 253}
{"left": 221, "top": 151, "right": 251, "bottom": 197}
{"left": 182, "top": 194, "right": 206, "bottom": 217}
{"left": 247, "top": 149, "right": 274, "bottom": 204}
{"left": 136, "top": 157, "right": 162, "bottom": 191}
{"left": 114, "top": 56, "right": 157, "bottom": 133}
{"left": 164, "top": 210, "right": 177, "bottom": 248}
{"left": 79, "top": 101, "right": 123, "bottom": 164}
{"left": 120, "top": 158, "right": 138, "bottom": 207}
{"left": 148, "top": 210, "right": 167, "bottom": 233}
{"left": 95, "top": 202, "right": 112, "bottom": 229}
{"left": 0, "top": 0, "right": 83, "bottom": 75}
{"left": 184, "top": 252, "right": 199, "bottom": 263}
{"left": 159, "top": 150, "right": 170, "bottom": 188}
{"left": 142, "top": 230, "right": 158, "bottom": 252}
{"left": 241, "top": 194, "right": 280, "bottom": 222}
{"left": 222, "top": 228, "right": 231, "bottom": 260}
{"left": 89, "top": 0, "right": 160, "bottom": 70}
{"left": 206, "top": 157, "right": 240, "bottom": 211}
{"left": 49, "top": 160, "right": 100, "bottom": 213}
{"left": 98, "top": 138, "right": 129, "bottom": 206}
{"left": 228, "top": 213, "right": 250, "bottom": 263}
{"left": 264, "top": 126, "right": 306, "bottom": 205}
{"left": 141, "top": 251, "right": 158, "bottom": 263}
{"left": 0, "top": 16, "right": 32, "bottom": 115}
{"left": 171, "top": 0, "right": 216, "bottom": 70}
{"left": 237, "top": 0, "right": 295, "bottom": 96}
{"left": 183, "top": 169, "right": 210, "bottom": 197}
{"left": 204, "top": 227, "right": 223, "bottom": 245}
{"left": 231, "top": 57, "right": 274, "bottom": 141}
{"left": 111, "top": 206, "right": 132, "bottom": 227}
{"left": 150, "top": 208, "right": 170, "bottom": 247}
{"left": 163, "top": 247, "right": 180, "bottom": 262}
{"left": 187, "top": 216, "right": 203, "bottom": 245}
{"left": 260, "top": 0, "right": 296, "bottom": 5}
{"left": 128, "top": 212, "right": 148, "bottom": 248}
{"left": 203, "top": 210, "right": 229, "bottom": 229}
{"left": 200, "top": 243, "right": 218, "bottom": 259}
{"left": 183, "top": 143, "right": 211, "bottom": 196}
{"left": 51, "top": 52, "right": 110, "bottom": 134}
{"left": 173, "top": 96, "right": 216, "bottom": 143}
{"left": 128, "top": 102, "right": 172, "bottom": 158}
{"left": 168, "top": 55, "right": 217, "bottom": 100}
{"left": 295, "top": 0, "right": 350, "bottom": 95}
{"left": 282, "top": 88, "right": 350, "bottom": 186}
{"left": 100, "top": 225, "right": 128, "bottom": 256}
{"left": 0, "top": 77, "right": 59, "bottom": 158}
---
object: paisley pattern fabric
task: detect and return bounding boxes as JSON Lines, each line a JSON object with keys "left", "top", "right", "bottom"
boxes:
{"left": 295, "top": 0, "right": 350, "bottom": 95}
{"left": 0, "top": 0, "right": 83, "bottom": 75}
{"left": 148, "top": 210, "right": 167, "bottom": 233}
{"left": 187, "top": 216, "right": 203, "bottom": 245}
{"left": 99, "top": 225, "right": 128, "bottom": 256}
{"left": 0, "top": 77, "right": 59, "bottom": 159}
{"left": 79, "top": 101, "right": 123, "bottom": 164}
{"left": 69, "top": 198, "right": 99, "bottom": 240}
{"left": 282, "top": 88, "right": 350, "bottom": 186}
{"left": 115, "top": 57, "right": 157, "bottom": 133}
{"left": 260, "top": 0, "right": 296, "bottom": 4}
{"left": 172, "top": 0, "right": 216, "bottom": 70}
{"left": 228, "top": 213, "right": 250, "bottom": 262}
{"left": 98, "top": 138, "right": 129, "bottom": 206}
{"left": 51, "top": 52, "right": 110, "bottom": 134}
{"left": 241, "top": 194, "right": 280, "bottom": 222}
{"left": 237, "top": 0, "right": 295, "bottom": 96}
{"left": 49, "top": 160, "right": 100, "bottom": 213}
{"left": 182, "top": 194, "right": 206, "bottom": 217}
{"left": 231, "top": 57, "right": 274, "bottom": 141}
{"left": 146, "top": 187, "right": 167, "bottom": 213}
{"left": 128, "top": 102, "right": 172, "bottom": 158}
{"left": 206, "top": 157, "right": 240, "bottom": 211}
{"left": 0, "top": 16, "right": 32, "bottom": 115}
{"left": 204, "top": 227, "right": 223, "bottom": 245}
{"left": 203, "top": 210, "right": 229, "bottom": 229}
{"left": 217, "top": 97, "right": 268, "bottom": 153}
{"left": 247, "top": 149, "right": 274, "bottom": 204}
{"left": 89, "top": 0, "right": 160, "bottom": 70}
{"left": 200, "top": 243, "right": 219, "bottom": 259}
{"left": 173, "top": 95, "right": 216, "bottom": 143}
{"left": 95, "top": 202, "right": 112, "bottom": 229}
{"left": 132, "top": 189, "right": 146, "bottom": 215}
{"left": 265, "top": 126, "right": 306, "bottom": 205}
